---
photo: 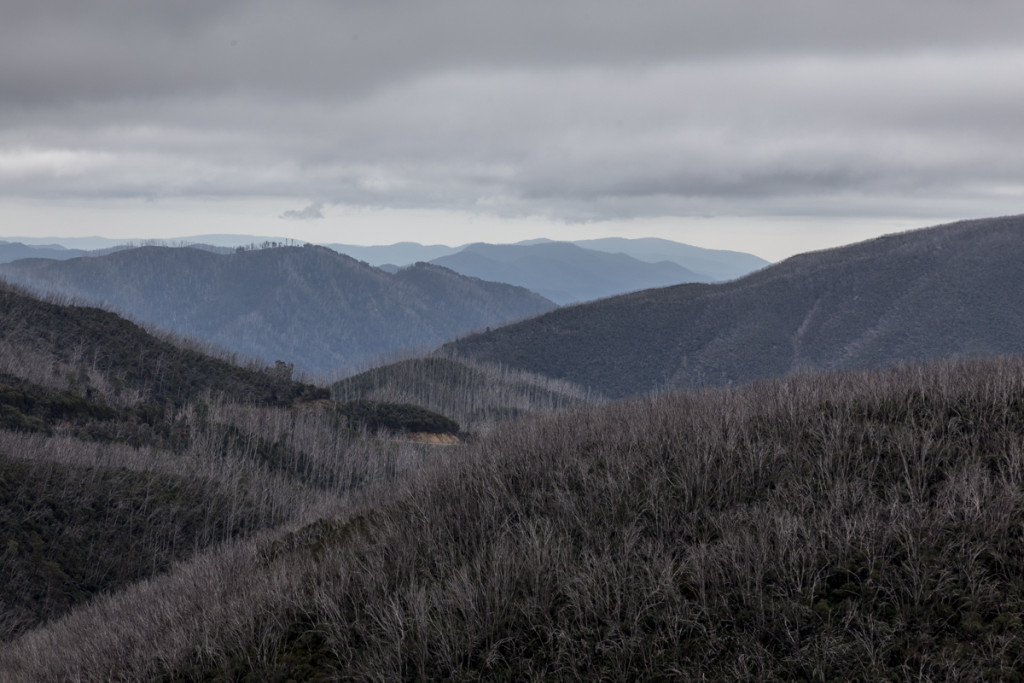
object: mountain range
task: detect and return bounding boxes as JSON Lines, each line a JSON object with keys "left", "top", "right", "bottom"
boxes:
{"left": 4, "top": 274, "right": 1024, "bottom": 678}
{"left": 328, "top": 237, "right": 769, "bottom": 277}
{"left": 0, "top": 245, "right": 554, "bottom": 376}
{"left": 571, "top": 237, "right": 770, "bottom": 281}
{"left": 446, "top": 215, "right": 1024, "bottom": 397}
{"left": 428, "top": 241, "right": 711, "bottom": 304}
{"left": 0, "top": 241, "right": 89, "bottom": 263}
{"left": 4, "top": 234, "right": 769, "bottom": 276}
{"left": 2, "top": 234, "right": 770, "bottom": 307}
{"left": 6, "top": 217, "right": 1024, "bottom": 678}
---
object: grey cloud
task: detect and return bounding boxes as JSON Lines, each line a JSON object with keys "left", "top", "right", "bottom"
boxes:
{"left": 3, "top": 1, "right": 1024, "bottom": 226}
{"left": 279, "top": 202, "right": 324, "bottom": 220}
{"left": 6, "top": 1, "right": 1024, "bottom": 106}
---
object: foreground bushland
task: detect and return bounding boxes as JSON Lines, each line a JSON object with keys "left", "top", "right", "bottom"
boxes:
{"left": 4, "top": 355, "right": 1024, "bottom": 680}
{"left": 0, "top": 281, "right": 463, "bottom": 648}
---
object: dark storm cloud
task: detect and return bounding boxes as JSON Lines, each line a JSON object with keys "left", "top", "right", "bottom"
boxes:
{"left": 3, "top": 0, "right": 1024, "bottom": 222}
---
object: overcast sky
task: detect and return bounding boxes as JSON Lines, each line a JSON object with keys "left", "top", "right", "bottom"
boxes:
{"left": 2, "top": 1, "right": 1023, "bottom": 260}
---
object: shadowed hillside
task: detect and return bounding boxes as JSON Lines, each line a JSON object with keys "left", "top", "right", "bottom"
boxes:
{"left": 0, "top": 281, "right": 327, "bottom": 406}
{"left": 0, "top": 245, "right": 555, "bottom": 376}
{"left": 0, "top": 285, "right": 464, "bottom": 642}
{"left": 447, "top": 215, "right": 1024, "bottom": 397}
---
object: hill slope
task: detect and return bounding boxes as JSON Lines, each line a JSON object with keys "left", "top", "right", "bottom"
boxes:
{"left": 0, "top": 281, "right": 326, "bottom": 406}
{"left": 334, "top": 355, "right": 596, "bottom": 432}
{"left": 430, "top": 241, "right": 711, "bottom": 304}
{"left": 0, "top": 245, "right": 555, "bottom": 375}
{"left": 447, "top": 215, "right": 1024, "bottom": 397}
{"left": 0, "top": 284, "right": 463, "bottom": 641}
{"left": 5, "top": 356, "right": 1024, "bottom": 679}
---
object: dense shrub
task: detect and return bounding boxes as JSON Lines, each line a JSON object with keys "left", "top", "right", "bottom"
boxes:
{"left": 0, "top": 454, "right": 268, "bottom": 641}
{"left": 6, "top": 357, "right": 1024, "bottom": 679}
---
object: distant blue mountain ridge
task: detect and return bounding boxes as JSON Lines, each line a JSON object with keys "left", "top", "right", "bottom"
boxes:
{"left": 2, "top": 234, "right": 769, "bottom": 304}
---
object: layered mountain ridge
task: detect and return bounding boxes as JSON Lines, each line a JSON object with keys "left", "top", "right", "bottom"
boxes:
{"left": 0, "top": 245, "right": 555, "bottom": 376}
{"left": 446, "top": 215, "right": 1024, "bottom": 397}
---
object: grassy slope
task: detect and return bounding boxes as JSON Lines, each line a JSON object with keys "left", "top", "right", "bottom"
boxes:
{"left": 447, "top": 215, "right": 1024, "bottom": 398}
{"left": 4, "top": 356, "right": 1024, "bottom": 680}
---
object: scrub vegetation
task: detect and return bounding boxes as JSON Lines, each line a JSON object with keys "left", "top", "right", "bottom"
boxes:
{"left": 334, "top": 355, "right": 595, "bottom": 432}
{"left": 0, "top": 283, "right": 461, "bottom": 648}
{"left": 5, "top": 234, "right": 1024, "bottom": 678}
{"left": 5, "top": 349, "right": 1024, "bottom": 680}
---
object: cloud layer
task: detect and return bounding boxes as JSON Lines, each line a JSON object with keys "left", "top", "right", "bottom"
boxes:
{"left": 3, "top": 0, "right": 1024, "bottom": 227}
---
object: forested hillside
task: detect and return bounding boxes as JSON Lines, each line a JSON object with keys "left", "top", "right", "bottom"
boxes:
{"left": 448, "top": 215, "right": 1024, "bottom": 397}
{"left": 335, "top": 355, "right": 596, "bottom": 432}
{"left": 5, "top": 354, "right": 1024, "bottom": 679}
{"left": 0, "top": 244, "right": 555, "bottom": 376}
{"left": 0, "top": 281, "right": 326, "bottom": 406}
{"left": 0, "top": 284, "right": 463, "bottom": 643}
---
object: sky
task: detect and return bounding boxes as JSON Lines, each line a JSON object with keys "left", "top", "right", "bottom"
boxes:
{"left": 2, "top": 1, "right": 1023, "bottom": 262}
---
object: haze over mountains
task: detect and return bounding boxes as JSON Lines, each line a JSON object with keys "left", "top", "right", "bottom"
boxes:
{"left": 0, "top": 240, "right": 225, "bottom": 263}
{"left": 5, "top": 217, "right": 1021, "bottom": 398}
{"left": 0, "top": 234, "right": 773, "bottom": 374}
{"left": 0, "top": 242, "right": 90, "bottom": 264}
{"left": 429, "top": 241, "right": 711, "bottom": 304}
{"left": 572, "top": 237, "right": 771, "bottom": 281}
{"left": 3, "top": 235, "right": 770, "bottom": 304}
{"left": 0, "top": 245, "right": 554, "bottom": 376}
{"left": 324, "top": 242, "right": 461, "bottom": 266}
{"left": 447, "top": 215, "right": 1024, "bottom": 398}
{"left": 333, "top": 238, "right": 769, "bottom": 302}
